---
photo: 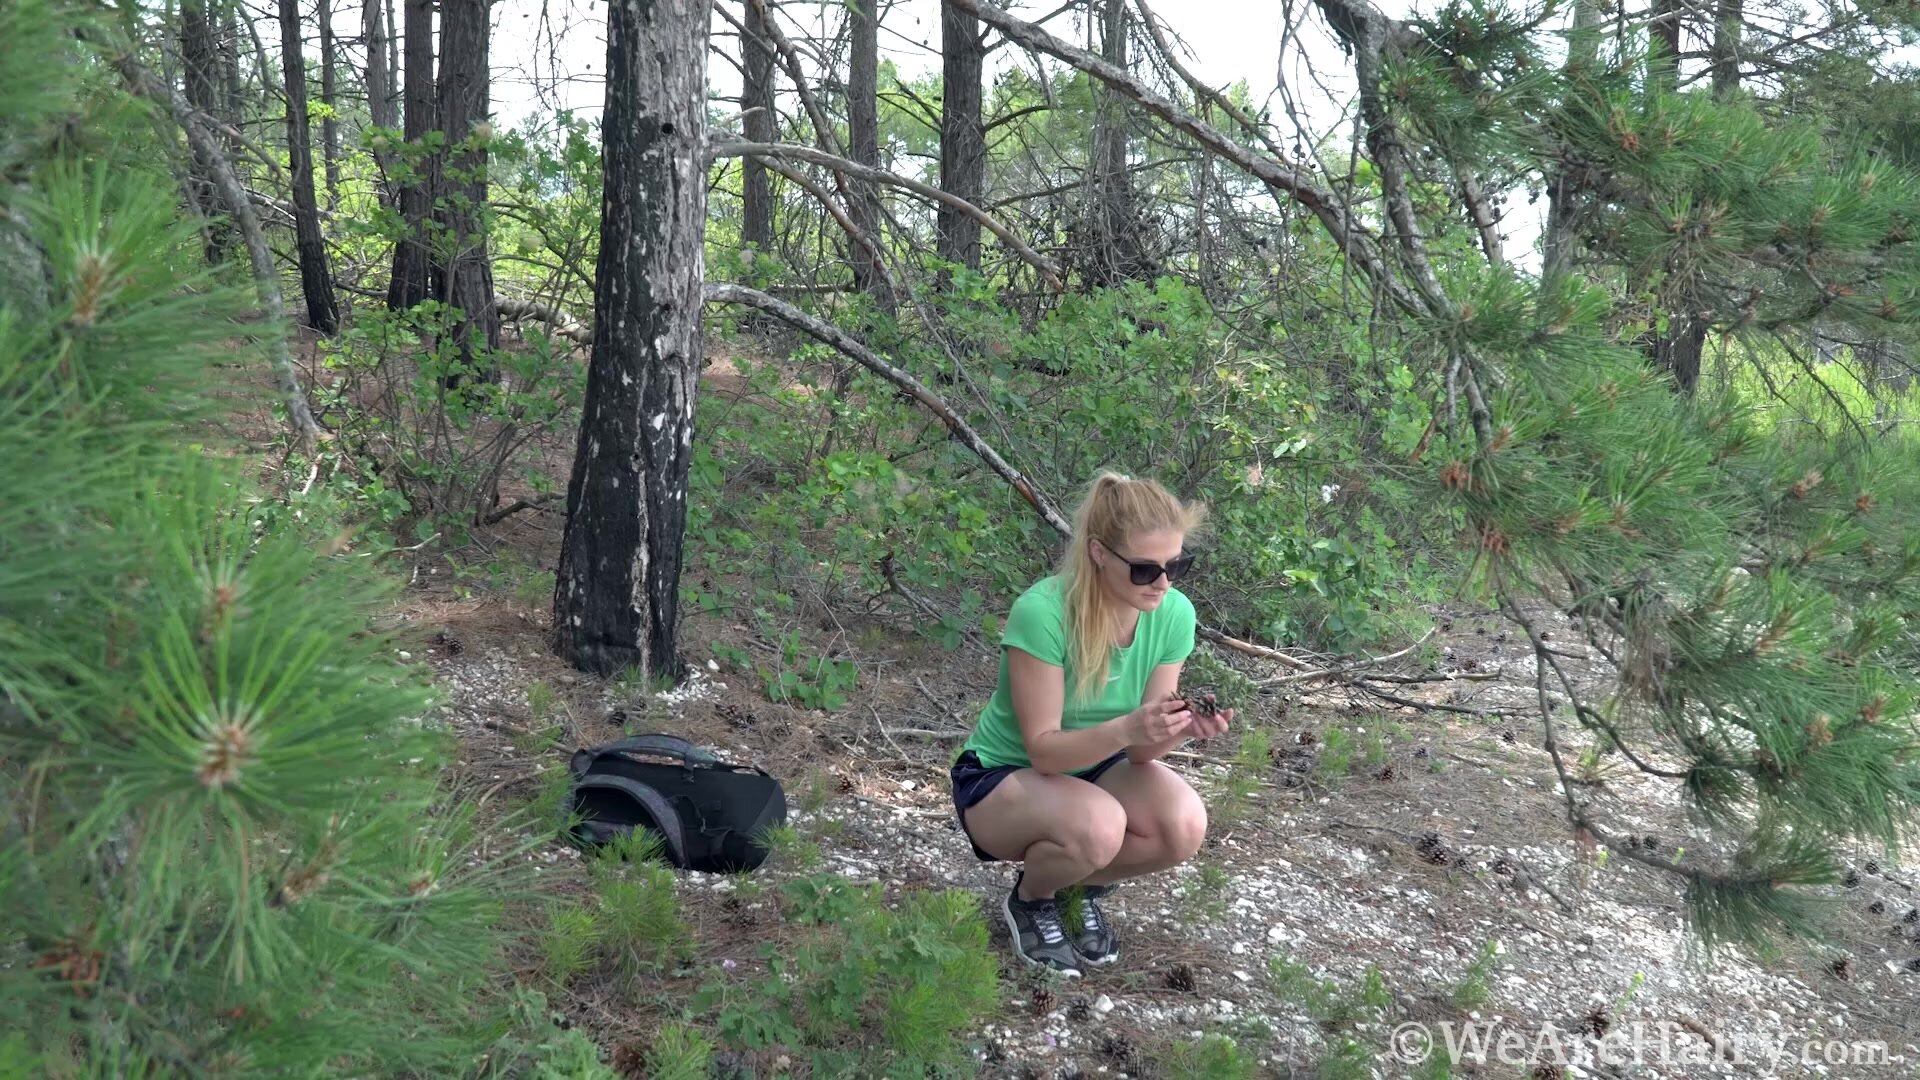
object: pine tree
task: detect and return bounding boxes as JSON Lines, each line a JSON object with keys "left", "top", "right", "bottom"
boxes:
{"left": 0, "top": 4, "right": 539, "bottom": 1070}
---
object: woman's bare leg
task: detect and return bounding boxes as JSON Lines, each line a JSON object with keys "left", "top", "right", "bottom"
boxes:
{"left": 961, "top": 769, "right": 1128, "bottom": 898}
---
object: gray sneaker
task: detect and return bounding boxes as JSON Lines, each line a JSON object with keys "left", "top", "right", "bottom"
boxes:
{"left": 1002, "top": 876, "right": 1082, "bottom": 977}
{"left": 1066, "top": 883, "right": 1118, "bottom": 966}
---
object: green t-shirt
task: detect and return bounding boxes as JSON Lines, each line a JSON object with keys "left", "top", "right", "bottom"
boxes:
{"left": 961, "top": 575, "right": 1197, "bottom": 771}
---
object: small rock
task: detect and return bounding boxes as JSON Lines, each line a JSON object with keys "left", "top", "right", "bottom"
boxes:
{"left": 1230, "top": 942, "right": 1248, "bottom": 955}
{"left": 1092, "top": 995, "right": 1114, "bottom": 1015}
{"left": 1267, "top": 925, "right": 1288, "bottom": 944}
{"left": 898, "top": 779, "right": 917, "bottom": 791}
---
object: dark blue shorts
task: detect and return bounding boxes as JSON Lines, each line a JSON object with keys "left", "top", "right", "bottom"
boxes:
{"left": 948, "top": 748, "right": 1129, "bottom": 862}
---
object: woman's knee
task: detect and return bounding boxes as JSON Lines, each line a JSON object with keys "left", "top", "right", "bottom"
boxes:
{"left": 1061, "top": 794, "right": 1128, "bottom": 866}
{"left": 1165, "top": 793, "right": 1208, "bottom": 861}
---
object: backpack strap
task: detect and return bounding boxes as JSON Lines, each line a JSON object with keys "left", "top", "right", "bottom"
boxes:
{"left": 576, "top": 734, "right": 719, "bottom": 768}
{"left": 567, "top": 774, "right": 689, "bottom": 867}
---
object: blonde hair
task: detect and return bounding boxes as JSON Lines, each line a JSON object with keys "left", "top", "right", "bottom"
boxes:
{"left": 1059, "top": 471, "right": 1208, "bottom": 704}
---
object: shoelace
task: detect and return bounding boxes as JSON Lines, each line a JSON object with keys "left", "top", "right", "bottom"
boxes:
{"left": 1027, "top": 901, "right": 1068, "bottom": 945}
{"left": 1078, "top": 897, "right": 1108, "bottom": 937}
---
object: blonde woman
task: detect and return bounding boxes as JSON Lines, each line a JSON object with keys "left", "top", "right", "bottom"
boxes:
{"left": 949, "top": 472, "right": 1232, "bottom": 975}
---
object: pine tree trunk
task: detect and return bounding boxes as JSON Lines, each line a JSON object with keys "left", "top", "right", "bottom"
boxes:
{"left": 220, "top": 1, "right": 246, "bottom": 121}
{"left": 181, "top": 0, "right": 231, "bottom": 264}
{"left": 847, "top": 0, "right": 889, "bottom": 304}
{"left": 363, "top": 0, "right": 397, "bottom": 200}
{"left": 1541, "top": 0, "right": 1603, "bottom": 283}
{"left": 1710, "top": 0, "right": 1742, "bottom": 97}
{"left": 554, "top": 0, "right": 708, "bottom": 679}
{"left": 740, "top": 0, "right": 775, "bottom": 257}
{"left": 434, "top": 0, "right": 500, "bottom": 376}
{"left": 937, "top": 0, "right": 984, "bottom": 276}
{"left": 387, "top": 0, "right": 434, "bottom": 312}
{"left": 1083, "top": 0, "right": 1148, "bottom": 287}
{"left": 319, "top": 0, "right": 340, "bottom": 211}
{"left": 1652, "top": 317, "right": 1707, "bottom": 395}
{"left": 279, "top": 0, "right": 341, "bottom": 334}
{"left": 1649, "top": 0, "right": 1681, "bottom": 90}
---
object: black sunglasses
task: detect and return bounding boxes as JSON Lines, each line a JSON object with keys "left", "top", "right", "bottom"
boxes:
{"left": 1098, "top": 540, "right": 1196, "bottom": 586}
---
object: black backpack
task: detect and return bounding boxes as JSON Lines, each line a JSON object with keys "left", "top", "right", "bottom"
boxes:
{"left": 563, "top": 734, "right": 788, "bottom": 873}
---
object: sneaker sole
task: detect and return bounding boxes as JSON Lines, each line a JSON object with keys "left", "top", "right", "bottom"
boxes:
{"left": 1002, "top": 892, "right": 1080, "bottom": 977}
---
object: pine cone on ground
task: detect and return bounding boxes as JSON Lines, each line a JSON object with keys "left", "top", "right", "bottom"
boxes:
{"left": 1870, "top": 900, "right": 1887, "bottom": 915}
{"left": 1067, "top": 996, "right": 1093, "bottom": 1022}
{"left": 1030, "top": 987, "right": 1056, "bottom": 1015}
{"left": 1164, "top": 963, "right": 1198, "bottom": 992}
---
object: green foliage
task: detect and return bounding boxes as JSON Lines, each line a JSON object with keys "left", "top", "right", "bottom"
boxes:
{"left": 588, "top": 830, "right": 689, "bottom": 983}
{"left": 760, "top": 629, "right": 858, "bottom": 710}
{"left": 0, "top": 12, "right": 531, "bottom": 1071}
{"left": 1269, "top": 955, "right": 1392, "bottom": 1031}
{"left": 644, "top": 1023, "right": 715, "bottom": 1080}
{"left": 541, "top": 902, "right": 601, "bottom": 989}
{"left": 695, "top": 876, "right": 1000, "bottom": 1076}
{"left": 1183, "top": 861, "right": 1234, "bottom": 926}
{"left": 1159, "top": 1032, "right": 1259, "bottom": 1080}
{"left": 1215, "top": 724, "right": 1274, "bottom": 824}
{"left": 1449, "top": 938, "right": 1501, "bottom": 1009}
{"left": 308, "top": 300, "right": 584, "bottom": 538}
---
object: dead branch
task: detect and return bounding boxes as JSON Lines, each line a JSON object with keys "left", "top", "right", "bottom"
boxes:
{"left": 951, "top": 0, "right": 1419, "bottom": 314}
{"left": 495, "top": 296, "right": 590, "bottom": 345}
{"left": 112, "top": 50, "right": 322, "bottom": 456}
{"left": 709, "top": 140, "right": 1064, "bottom": 291}
{"left": 1256, "top": 628, "right": 1434, "bottom": 687}
{"left": 704, "top": 283, "right": 1073, "bottom": 532}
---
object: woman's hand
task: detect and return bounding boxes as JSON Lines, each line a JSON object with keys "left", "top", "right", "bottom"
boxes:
{"left": 1184, "top": 704, "right": 1233, "bottom": 740}
{"left": 1121, "top": 695, "right": 1194, "bottom": 746}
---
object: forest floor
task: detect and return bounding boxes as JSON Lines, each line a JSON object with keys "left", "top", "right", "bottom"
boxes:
{"left": 283, "top": 339, "right": 1920, "bottom": 1078}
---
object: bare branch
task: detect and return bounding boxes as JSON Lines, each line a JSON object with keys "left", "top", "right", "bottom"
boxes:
{"left": 950, "top": 0, "right": 1420, "bottom": 315}
{"left": 704, "top": 283, "right": 1073, "bottom": 533}
{"left": 112, "top": 49, "right": 322, "bottom": 457}
{"left": 709, "top": 139, "right": 1065, "bottom": 291}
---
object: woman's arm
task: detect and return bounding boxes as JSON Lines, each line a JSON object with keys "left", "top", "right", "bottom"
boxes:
{"left": 1126, "top": 662, "right": 1191, "bottom": 763}
{"left": 1010, "top": 648, "right": 1190, "bottom": 774}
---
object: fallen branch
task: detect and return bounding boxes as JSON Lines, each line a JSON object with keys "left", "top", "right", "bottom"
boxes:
{"left": 709, "top": 140, "right": 1065, "bottom": 292}
{"left": 1196, "top": 627, "right": 1314, "bottom": 669}
{"left": 496, "top": 296, "right": 590, "bottom": 345}
{"left": 1256, "top": 628, "right": 1434, "bottom": 687}
{"left": 481, "top": 491, "right": 564, "bottom": 525}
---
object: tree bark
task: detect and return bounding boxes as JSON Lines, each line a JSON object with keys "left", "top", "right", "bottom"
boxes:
{"left": 740, "top": 0, "right": 776, "bottom": 256}
{"left": 1082, "top": 0, "right": 1151, "bottom": 286}
{"left": 847, "top": 0, "right": 890, "bottom": 304}
{"left": 938, "top": 0, "right": 985, "bottom": 276}
{"left": 1541, "top": 0, "right": 1602, "bottom": 283}
{"left": 363, "top": 0, "right": 398, "bottom": 198}
{"left": 181, "top": 0, "right": 231, "bottom": 263}
{"left": 1652, "top": 316, "right": 1707, "bottom": 395}
{"left": 434, "top": 0, "right": 501, "bottom": 374}
{"left": 1649, "top": 0, "right": 1681, "bottom": 91}
{"left": 220, "top": 1, "right": 246, "bottom": 122}
{"left": 554, "top": 0, "right": 708, "bottom": 679}
{"left": 1710, "top": 0, "right": 1742, "bottom": 98}
{"left": 279, "top": 0, "right": 341, "bottom": 334}
{"left": 319, "top": 0, "right": 340, "bottom": 211}
{"left": 387, "top": 0, "right": 435, "bottom": 312}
